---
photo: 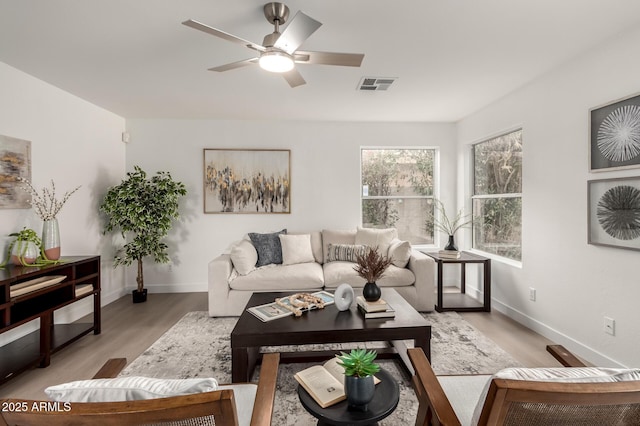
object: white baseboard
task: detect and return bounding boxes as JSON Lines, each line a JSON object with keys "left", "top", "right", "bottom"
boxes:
{"left": 491, "top": 299, "right": 626, "bottom": 368}
{"left": 124, "top": 282, "right": 207, "bottom": 293}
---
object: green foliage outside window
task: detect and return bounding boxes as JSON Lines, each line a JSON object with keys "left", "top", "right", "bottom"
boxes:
{"left": 361, "top": 149, "right": 435, "bottom": 244}
{"left": 473, "top": 130, "right": 523, "bottom": 260}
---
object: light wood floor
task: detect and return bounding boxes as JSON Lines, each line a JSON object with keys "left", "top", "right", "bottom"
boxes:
{"left": 0, "top": 292, "right": 561, "bottom": 400}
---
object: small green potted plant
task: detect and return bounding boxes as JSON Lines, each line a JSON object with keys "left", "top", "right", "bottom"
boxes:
{"left": 337, "top": 348, "right": 380, "bottom": 410}
{"left": 7, "top": 228, "right": 41, "bottom": 266}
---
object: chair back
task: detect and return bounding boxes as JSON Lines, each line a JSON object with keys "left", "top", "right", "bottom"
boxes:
{"left": 478, "top": 378, "right": 640, "bottom": 425}
{"left": 1, "top": 389, "right": 240, "bottom": 426}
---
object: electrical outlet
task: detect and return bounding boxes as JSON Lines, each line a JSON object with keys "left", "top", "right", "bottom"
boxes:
{"left": 529, "top": 287, "right": 536, "bottom": 301}
{"left": 604, "top": 317, "right": 615, "bottom": 336}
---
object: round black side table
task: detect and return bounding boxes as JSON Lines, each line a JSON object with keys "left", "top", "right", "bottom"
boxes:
{"left": 297, "top": 368, "right": 400, "bottom": 426}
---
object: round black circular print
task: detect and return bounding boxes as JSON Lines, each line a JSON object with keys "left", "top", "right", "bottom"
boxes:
{"left": 596, "top": 185, "right": 640, "bottom": 240}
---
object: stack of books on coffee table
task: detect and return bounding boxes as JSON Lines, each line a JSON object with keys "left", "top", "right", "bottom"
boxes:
{"left": 356, "top": 296, "right": 395, "bottom": 319}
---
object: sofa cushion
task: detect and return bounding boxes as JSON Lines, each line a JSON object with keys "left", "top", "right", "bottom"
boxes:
{"left": 230, "top": 262, "right": 324, "bottom": 291}
{"left": 326, "top": 243, "right": 367, "bottom": 263}
{"left": 323, "top": 263, "right": 415, "bottom": 289}
{"left": 230, "top": 240, "right": 258, "bottom": 275}
{"left": 290, "top": 231, "right": 323, "bottom": 263}
{"left": 388, "top": 238, "right": 411, "bottom": 268}
{"left": 45, "top": 376, "right": 219, "bottom": 402}
{"left": 322, "top": 229, "right": 357, "bottom": 263}
{"left": 355, "top": 227, "right": 397, "bottom": 256}
{"left": 279, "top": 234, "right": 315, "bottom": 265}
{"left": 249, "top": 229, "right": 287, "bottom": 267}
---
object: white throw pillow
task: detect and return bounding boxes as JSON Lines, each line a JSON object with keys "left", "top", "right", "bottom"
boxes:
{"left": 388, "top": 238, "right": 411, "bottom": 268}
{"left": 355, "top": 226, "right": 397, "bottom": 256}
{"left": 279, "top": 234, "right": 315, "bottom": 265}
{"left": 230, "top": 240, "right": 258, "bottom": 275}
{"left": 45, "top": 376, "right": 219, "bottom": 402}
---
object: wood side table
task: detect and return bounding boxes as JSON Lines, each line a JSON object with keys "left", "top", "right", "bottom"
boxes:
{"left": 423, "top": 251, "right": 491, "bottom": 312}
{"left": 298, "top": 368, "right": 399, "bottom": 425}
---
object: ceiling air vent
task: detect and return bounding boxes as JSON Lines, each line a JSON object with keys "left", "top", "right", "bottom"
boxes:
{"left": 357, "top": 77, "right": 397, "bottom": 91}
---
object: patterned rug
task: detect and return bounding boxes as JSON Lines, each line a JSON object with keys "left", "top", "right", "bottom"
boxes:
{"left": 120, "top": 311, "right": 521, "bottom": 425}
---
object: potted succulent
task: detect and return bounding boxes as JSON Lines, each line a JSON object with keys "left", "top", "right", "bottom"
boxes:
{"left": 100, "top": 166, "right": 187, "bottom": 303}
{"left": 353, "top": 246, "right": 392, "bottom": 302}
{"left": 337, "top": 348, "right": 381, "bottom": 411}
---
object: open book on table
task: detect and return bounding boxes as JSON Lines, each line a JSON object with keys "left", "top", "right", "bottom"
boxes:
{"left": 294, "top": 357, "right": 381, "bottom": 408}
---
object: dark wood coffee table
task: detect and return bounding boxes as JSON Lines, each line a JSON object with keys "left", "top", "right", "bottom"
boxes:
{"left": 231, "top": 289, "right": 431, "bottom": 382}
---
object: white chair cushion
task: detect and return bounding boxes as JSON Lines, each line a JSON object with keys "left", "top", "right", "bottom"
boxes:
{"left": 279, "top": 234, "right": 315, "bottom": 265}
{"left": 438, "top": 375, "right": 492, "bottom": 426}
{"left": 45, "top": 376, "right": 219, "bottom": 402}
{"left": 217, "top": 383, "right": 258, "bottom": 426}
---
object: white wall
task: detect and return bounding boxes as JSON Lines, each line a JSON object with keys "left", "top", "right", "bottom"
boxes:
{"left": 457, "top": 26, "right": 640, "bottom": 368}
{"left": 124, "top": 119, "right": 456, "bottom": 292}
{"left": 0, "top": 62, "right": 127, "bottom": 336}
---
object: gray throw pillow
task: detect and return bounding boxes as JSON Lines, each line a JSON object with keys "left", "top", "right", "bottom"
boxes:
{"left": 249, "top": 229, "right": 287, "bottom": 267}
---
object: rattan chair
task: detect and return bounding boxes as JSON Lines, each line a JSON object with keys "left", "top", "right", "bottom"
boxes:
{"left": 0, "top": 353, "right": 279, "bottom": 426}
{"left": 408, "top": 345, "right": 640, "bottom": 426}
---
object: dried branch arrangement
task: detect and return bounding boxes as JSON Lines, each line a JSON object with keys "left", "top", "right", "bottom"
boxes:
{"left": 353, "top": 246, "right": 392, "bottom": 283}
{"left": 19, "top": 178, "right": 81, "bottom": 220}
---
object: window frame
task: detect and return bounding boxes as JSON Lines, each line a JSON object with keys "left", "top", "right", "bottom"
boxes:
{"left": 360, "top": 146, "right": 440, "bottom": 249}
{"left": 470, "top": 129, "right": 523, "bottom": 264}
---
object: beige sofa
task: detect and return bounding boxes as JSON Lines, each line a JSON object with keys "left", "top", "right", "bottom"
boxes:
{"left": 208, "top": 228, "right": 436, "bottom": 316}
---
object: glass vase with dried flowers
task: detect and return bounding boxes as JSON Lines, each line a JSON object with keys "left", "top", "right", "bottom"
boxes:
{"left": 353, "top": 246, "right": 392, "bottom": 302}
{"left": 18, "top": 178, "right": 81, "bottom": 260}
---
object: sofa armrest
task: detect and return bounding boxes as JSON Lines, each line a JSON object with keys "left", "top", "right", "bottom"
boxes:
{"left": 208, "top": 254, "right": 234, "bottom": 317}
{"left": 407, "top": 249, "right": 436, "bottom": 311}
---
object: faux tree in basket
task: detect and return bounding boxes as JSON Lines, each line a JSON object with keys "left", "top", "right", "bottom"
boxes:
{"left": 100, "top": 166, "right": 187, "bottom": 303}
{"left": 353, "top": 246, "right": 391, "bottom": 302}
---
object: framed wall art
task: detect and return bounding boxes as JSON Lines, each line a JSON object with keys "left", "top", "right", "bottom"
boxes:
{"left": 590, "top": 92, "right": 640, "bottom": 171}
{"left": 588, "top": 176, "right": 640, "bottom": 251}
{"left": 203, "top": 149, "right": 290, "bottom": 214}
{"left": 0, "top": 134, "right": 31, "bottom": 209}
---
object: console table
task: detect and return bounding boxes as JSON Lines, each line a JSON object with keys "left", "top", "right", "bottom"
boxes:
{"left": 0, "top": 256, "right": 101, "bottom": 384}
{"left": 423, "top": 251, "right": 491, "bottom": 312}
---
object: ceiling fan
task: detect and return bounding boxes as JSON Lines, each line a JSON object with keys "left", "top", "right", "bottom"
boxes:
{"left": 182, "top": 2, "right": 365, "bottom": 88}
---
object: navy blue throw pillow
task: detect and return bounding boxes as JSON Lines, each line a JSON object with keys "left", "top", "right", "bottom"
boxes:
{"left": 248, "top": 229, "right": 287, "bottom": 267}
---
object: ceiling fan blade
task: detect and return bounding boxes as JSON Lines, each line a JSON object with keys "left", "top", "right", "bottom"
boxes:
{"left": 274, "top": 11, "right": 321, "bottom": 54}
{"left": 208, "top": 58, "right": 258, "bottom": 72}
{"left": 282, "top": 68, "right": 306, "bottom": 88}
{"left": 295, "top": 51, "right": 364, "bottom": 67}
{"left": 182, "top": 19, "right": 265, "bottom": 52}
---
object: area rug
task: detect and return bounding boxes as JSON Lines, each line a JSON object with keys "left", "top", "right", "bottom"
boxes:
{"left": 120, "top": 311, "right": 521, "bottom": 425}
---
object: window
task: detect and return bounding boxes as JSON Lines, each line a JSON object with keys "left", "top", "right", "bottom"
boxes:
{"left": 472, "top": 130, "right": 522, "bottom": 261}
{"left": 361, "top": 148, "right": 436, "bottom": 244}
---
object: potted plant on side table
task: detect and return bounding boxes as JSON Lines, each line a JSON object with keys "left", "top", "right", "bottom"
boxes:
{"left": 337, "top": 348, "right": 381, "bottom": 411}
{"left": 100, "top": 166, "right": 187, "bottom": 303}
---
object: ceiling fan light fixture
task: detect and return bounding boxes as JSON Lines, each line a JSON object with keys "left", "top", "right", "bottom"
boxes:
{"left": 259, "top": 50, "right": 294, "bottom": 73}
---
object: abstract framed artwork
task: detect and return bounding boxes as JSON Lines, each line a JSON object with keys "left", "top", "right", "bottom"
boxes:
{"left": 0, "top": 134, "right": 31, "bottom": 209}
{"left": 203, "top": 149, "right": 290, "bottom": 213}
{"left": 588, "top": 176, "right": 640, "bottom": 251}
{"left": 590, "top": 93, "right": 640, "bottom": 171}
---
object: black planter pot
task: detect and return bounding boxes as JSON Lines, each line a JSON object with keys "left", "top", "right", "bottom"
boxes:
{"left": 444, "top": 235, "right": 458, "bottom": 251}
{"left": 345, "top": 375, "right": 375, "bottom": 411}
{"left": 132, "top": 288, "right": 148, "bottom": 303}
{"left": 363, "top": 282, "right": 381, "bottom": 302}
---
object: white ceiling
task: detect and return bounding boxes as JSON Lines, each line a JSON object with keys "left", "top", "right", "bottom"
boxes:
{"left": 1, "top": 1, "right": 640, "bottom": 122}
